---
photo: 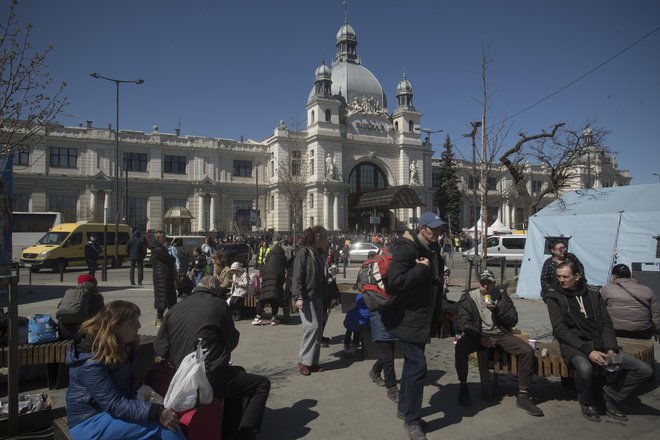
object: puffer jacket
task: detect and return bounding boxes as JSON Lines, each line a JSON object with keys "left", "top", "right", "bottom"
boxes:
{"left": 456, "top": 286, "right": 518, "bottom": 340}
{"left": 66, "top": 335, "right": 161, "bottom": 428}
{"left": 259, "top": 244, "right": 287, "bottom": 302}
{"left": 291, "top": 246, "right": 327, "bottom": 302}
{"left": 381, "top": 231, "right": 440, "bottom": 344}
{"left": 150, "top": 240, "right": 177, "bottom": 312}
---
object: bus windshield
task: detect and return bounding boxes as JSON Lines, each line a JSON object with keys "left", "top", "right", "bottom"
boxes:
{"left": 37, "top": 232, "right": 69, "bottom": 245}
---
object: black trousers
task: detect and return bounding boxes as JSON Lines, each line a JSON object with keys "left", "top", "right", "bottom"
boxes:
{"left": 86, "top": 258, "right": 97, "bottom": 276}
{"left": 213, "top": 366, "right": 271, "bottom": 437}
{"left": 372, "top": 340, "right": 397, "bottom": 388}
{"left": 129, "top": 259, "right": 144, "bottom": 285}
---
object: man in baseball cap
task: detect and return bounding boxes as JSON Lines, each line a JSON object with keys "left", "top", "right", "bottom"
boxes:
{"left": 455, "top": 270, "right": 544, "bottom": 416}
{"left": 418, "top": 212, "right": 445, "bottom": 229}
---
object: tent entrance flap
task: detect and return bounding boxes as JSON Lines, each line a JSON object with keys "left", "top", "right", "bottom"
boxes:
{"left": 353, "top": 186, "right": 424, "bottom": 209}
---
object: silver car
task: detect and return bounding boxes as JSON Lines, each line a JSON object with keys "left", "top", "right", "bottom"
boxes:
{"left": 346, "top": 242, "right": 381, "bottom": 261}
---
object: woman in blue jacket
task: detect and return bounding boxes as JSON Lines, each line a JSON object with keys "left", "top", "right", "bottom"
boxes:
{"left": 66, "top": 300, "right": 185, "bottom": 440}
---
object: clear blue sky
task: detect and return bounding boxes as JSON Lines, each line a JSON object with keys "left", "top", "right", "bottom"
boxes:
{"left": 11, "top": 0, "right": 660, "bottom": 183}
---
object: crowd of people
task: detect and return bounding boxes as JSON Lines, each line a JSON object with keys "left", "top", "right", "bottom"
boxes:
{"left": 59, "top": 218, "right": 659, "bottom": 440}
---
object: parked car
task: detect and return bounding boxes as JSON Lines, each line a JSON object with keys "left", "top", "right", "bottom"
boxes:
{"left": 345, "top": 242, "right": 382, "bottom": 262}
{"left": 462, "top": 234, "right": 527, "bottom": 262}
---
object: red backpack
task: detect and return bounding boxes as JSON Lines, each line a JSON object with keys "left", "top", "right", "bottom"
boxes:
{"left": 354, "top": 248, "right": 396, "bottom": 311}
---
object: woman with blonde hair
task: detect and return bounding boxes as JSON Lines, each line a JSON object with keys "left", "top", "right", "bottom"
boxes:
{"left": 292, "top": 225, "right": 329, "bottom": 375}
{"left": 66, "top": 300, "right": 185, "bottom": 439}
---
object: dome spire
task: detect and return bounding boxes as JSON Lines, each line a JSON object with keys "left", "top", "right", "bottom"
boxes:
{"left": 335, "top": 3, "right": 359, "bottom": 65}
{"left": 343, "top": 0, "right": 348, "bottom": 24}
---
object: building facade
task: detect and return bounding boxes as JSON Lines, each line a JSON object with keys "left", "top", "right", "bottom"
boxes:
{"left": 9, "top": 19, "right": 630, "bottom": 235}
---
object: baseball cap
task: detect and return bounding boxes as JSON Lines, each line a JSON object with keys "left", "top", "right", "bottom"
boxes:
{"left": 419, "top": 212, "right": 445, "bottom": 229}
{"left": 479, "top": 269, "right": 495, "bottom": 283}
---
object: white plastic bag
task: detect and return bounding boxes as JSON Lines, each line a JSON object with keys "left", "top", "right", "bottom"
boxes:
{"left": 163, "top": 339, "right": 214, "bottom": 411}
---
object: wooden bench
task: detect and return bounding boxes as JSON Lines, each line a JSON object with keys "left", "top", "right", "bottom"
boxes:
{"left": 473, "top": 335, "right": 655, "bottom": 400}
{"left": 1, "top": 339, "right": 72, "bottom": 389}
{"left": 1, "top": 335, "right": 157, "bottom": 390}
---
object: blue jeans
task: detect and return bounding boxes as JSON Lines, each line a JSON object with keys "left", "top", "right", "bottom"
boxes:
{"left": 70, "top": 411, "right": 186, "bottom": 440}
{"left": 398, "top": 341, "right": 427, "bottom": 426}
{"left": 570, "top": 352, "right": 653, "bottom": 405}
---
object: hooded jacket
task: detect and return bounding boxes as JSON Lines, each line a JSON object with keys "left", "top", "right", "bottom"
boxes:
{"left": 65, "top": 335, "right": 161, "bottom": 428}
{"left": 381, "top": 231, "right": 442, "bottom": 344}
{"left": 545, "top": 281, "right": 618, "bottom": 362}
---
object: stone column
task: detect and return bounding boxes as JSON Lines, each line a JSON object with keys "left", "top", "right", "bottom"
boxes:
{"left": 323, "top": 191, "right": 329, "bottom": 229}
{"left": 198, "top": 193, "right": 205, "bottom": 231}
{"left": 90, "top": 190, "right": 96, "bottom": 221}
{"left": 511, "top": 206, "right": 517, "bottom": 230}
{"left": 209, "top": 195, "right": 216, "bottom": 231}
{"left": 333, "top": 193, "right": 339, "bottom": 231}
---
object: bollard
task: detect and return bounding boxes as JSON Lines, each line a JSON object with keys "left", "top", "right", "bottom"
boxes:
{"left": 60, "top": 261, "right": 65, "bottom": 282}
{"left": 514, "top": 260, "right": 520, "bottom": 277}
{"left": 500, "top": 258, "right": 506, "bottom": 285}
{"left": 343, "top": 262, "right": 347, "bottom": 279}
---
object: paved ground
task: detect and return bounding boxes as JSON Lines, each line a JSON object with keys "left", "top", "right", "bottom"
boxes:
{"left": 2, "top": 258, "right": 659, "bottom": 439}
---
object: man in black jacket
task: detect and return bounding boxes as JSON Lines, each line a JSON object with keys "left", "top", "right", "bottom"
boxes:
{"left": 545, "top": 259, "right": 653, "bottom": 422}
{"left": 126, "top": 230, "right": 147, "bottom": 286}
{"left": 84, "top": 233, "right": 101, "bottom": 275}
{"left": 155, "top": 276, "right": 271, "bottom": 440}
{"left": 382, "top": 212, "right": 445, "bottom": 440}
{"left": 455, "top": 269, "right": 543, "bottom": 416}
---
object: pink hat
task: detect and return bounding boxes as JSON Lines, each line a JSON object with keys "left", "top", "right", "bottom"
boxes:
{"left": 78, "top": 274, "right": 98, "bottom": 285}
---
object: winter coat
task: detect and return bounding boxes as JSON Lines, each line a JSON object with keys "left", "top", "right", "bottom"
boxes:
{"left": 456, "top": 286, "right": 518, "bottom": 341}
{"left": 259, "top": 244, "right": 287, "bottom": 302}
{"left": 291, "top": 246, "right": 327, "bottom": 302}
{"left": 154, "top": 286, "right": 240, "bottom": 393}
{"left": 66, "top": 335, "right": 161, "bottom": 428}
{"left": 126, "top": 231, "right": 147, "bottom": 261}
{"left": 230, "top": 271, "right": 249, "bottom": 298}
{"left": 600, "top": 278, "right": 660, "bottom": 335}
{"left": 545, "top": 283, "right": 618, "bottom": 363}
{"left": 381, "top": 231, "right": 442, "bottom": 344}
{"left": 150, "top": 240, "right": 177, "bottom": 312}
{"left": 84, "top": 240, "right": 100, "bottom": 263}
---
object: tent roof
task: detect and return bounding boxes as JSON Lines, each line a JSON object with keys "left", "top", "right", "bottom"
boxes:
{"left": 489, "top": 218, "right": 512, "bottom": 233}
{"left": 353, "top": 186, "right": 425, "bottom": 209}
{"left": 535, "top": 184, "right": 660, "bottom": 217}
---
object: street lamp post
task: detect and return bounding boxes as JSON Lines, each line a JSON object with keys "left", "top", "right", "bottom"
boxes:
{"left": 255, "top": 162, "right": 261, "bottom": 238}
{"left": 417, "top": 128, "right": 443, "bottom": 145}
{"left": 90, "top": 72, "right": 144, "bottom": 269}
{"left": 653, "top": 173, "right": 660, "bottom": 183}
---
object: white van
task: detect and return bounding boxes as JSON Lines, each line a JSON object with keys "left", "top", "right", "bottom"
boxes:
{"left": 462, "top": 234, "right": 527, "bottom": 261}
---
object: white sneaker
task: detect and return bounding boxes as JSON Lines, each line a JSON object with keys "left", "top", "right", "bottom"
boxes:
{"left": 270, "top": 317, "right": 279, "bottom": 326}
{"left": 251, "top": 317, "right": 263, "bottom": 326}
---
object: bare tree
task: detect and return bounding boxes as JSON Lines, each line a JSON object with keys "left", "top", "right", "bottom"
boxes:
{"left": 1, "top": 0, "right": 67, "bottom": 158}
{"left": 274, "top": 115, "right": 308, "bottom": 233}
{"left": 500, "top": 122, "right": 608, "bottom": 218}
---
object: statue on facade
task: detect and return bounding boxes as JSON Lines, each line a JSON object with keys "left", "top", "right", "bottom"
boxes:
{"left": 409, "top": 161, "right": 420, "bottom": 185}
{"left": 325, "top": 153, "right": 335, "bottom": 180}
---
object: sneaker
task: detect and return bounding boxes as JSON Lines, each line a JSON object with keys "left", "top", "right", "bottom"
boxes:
{"left": 251, "top": 317, "right": 263, "bottom": 326}
{"left": 321, "top": 336, "right": 330, "bottom": 347}
{"left": 397, "top": 412, "right": 428, "bottom": 429}
{"left": 386, "top": 386, "right": 399, "bottom": 403}
{"left": 298, "top": 363, "right": 311, "bottom": 376}
{"left": 516, "top": 393, "right": 544, "bottom": 416}
{"left": 403, "top": 422, "right": 427, "bottom": 440}
{"left": 154, "top": 318, "right": 162, "bottom": 327}
{"left": 580, "top": 402, "right": 601, "bottom": 422}
{"left": 603, "top": 393, "right": 628, "bottom": 421}
{"left": 270, "top": 317, "right": 279, "bottom": 326}
{"left": 452, "top": 336, "right": 460, "bottom": 345}
{"left": 369, "top": 370, "right": 386, "bottom": 387}
{"left": 458, "top": 383, "right": 471, "bottom": 406}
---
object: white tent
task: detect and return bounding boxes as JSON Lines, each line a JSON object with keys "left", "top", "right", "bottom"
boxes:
{"left": 516, "top": 184, "right": 660, "bottom": 299}
{"left": 465, "top": 218, "right": 512, "bottom": 235}
{"left": 489, "top": 218, "right": 512, "bottom": 234}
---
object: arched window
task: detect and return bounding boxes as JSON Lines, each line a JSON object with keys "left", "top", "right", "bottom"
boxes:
{"left": 310, "top": 110, "right": 315, "bottom": 124}
{"left": 325, "top": 109, "right": 331, "bottom": 122}
{"left": 394, "top": 121, "right": 399, "bottom": 132}
{"left": 348, "top": 162, "right": 388, "bottom": 194}
{"left": 408, "top": 120, "right": 414, "bottom": 132}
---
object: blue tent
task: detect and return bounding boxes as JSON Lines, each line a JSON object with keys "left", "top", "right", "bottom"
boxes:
{"left": 516, "top": 184, "right": 660, "bottom": 299}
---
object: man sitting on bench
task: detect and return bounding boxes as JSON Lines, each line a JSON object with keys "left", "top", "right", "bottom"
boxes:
{"left": 455, "top": 269, "right": 543, "bottom": 416}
